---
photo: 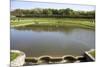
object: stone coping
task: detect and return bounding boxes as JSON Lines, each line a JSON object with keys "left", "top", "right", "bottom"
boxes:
{"left": 24, "top": 55, "right": 82, "bottom": 65}
{"left": 85, "top": 49, "right": 95, "bottom": 61}
{"left": 11, "top": 50, "right": 26, "bottom": 67}
{"left": 11, "top": 49, "right": 95, "bottom": 66}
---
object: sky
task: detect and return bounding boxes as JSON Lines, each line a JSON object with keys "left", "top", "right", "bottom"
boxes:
{"left": 11, "top": 0, "right": 95, "bottom": 11}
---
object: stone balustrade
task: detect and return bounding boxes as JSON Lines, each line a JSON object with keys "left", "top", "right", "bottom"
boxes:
{"left": 11, "top": 49, "right": 95, "bottom": 66}
{"left": 11, "top": 50, "right": 26, "bottom": 67}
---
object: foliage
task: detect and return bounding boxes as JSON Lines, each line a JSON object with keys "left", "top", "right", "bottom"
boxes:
{"left": 10, "top": 52, "right": 19, "bottom": 61}
{"left": 11, "top": 8, "right": 95, "bottom": 18}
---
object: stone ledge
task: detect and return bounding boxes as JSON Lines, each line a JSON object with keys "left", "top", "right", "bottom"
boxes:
{"left": 84, "top": 49, "right": 95, "bottom": 61}
{"left": 11, "top": 50, "right": 26, "bottom": 67}
{"left": 11, "top": 49, "right": 95, "bottom": 66}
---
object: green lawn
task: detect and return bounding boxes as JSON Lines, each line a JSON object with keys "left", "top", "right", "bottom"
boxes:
{"left": 11, "top": 18, "right": 95, "bottom": 29}
{"left": 10, "top": 52, "right": 19, "bottom": 61}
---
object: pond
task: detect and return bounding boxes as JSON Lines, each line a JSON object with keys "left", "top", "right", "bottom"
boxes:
{"left": 10, "top": 25, "right": 95, "bottom": 57}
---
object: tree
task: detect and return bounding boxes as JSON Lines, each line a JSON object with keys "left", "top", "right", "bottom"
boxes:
{"left": 11, "top": 8, "right": 95, "bottom": 18}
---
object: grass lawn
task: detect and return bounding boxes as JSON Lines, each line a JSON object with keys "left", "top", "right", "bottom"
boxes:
{"left": 11, "top": 18, "right": 95, "bottom": 29}
{"left": 10, "top": 52, "right": 19, "bottom": 61}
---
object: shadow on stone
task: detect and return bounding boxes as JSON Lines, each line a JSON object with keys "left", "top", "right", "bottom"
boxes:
{"left": 49, "top": 58, "right": 63, "bottom": 64}
{"left": 39, "top": 56, "right": 51, "bottom": 64}
{"left": 63, "top": 55, "right": 77, "bottom": 63}
{"left": 76, "top": 56, "right": 87, "bottom": 62}
{"left": 25, "top": 57, "right": 38, "bottom": 64}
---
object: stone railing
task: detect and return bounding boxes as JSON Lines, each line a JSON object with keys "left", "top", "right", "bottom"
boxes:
{"left": 24, "top": 55, "right": 84, "bottom": 66}
{"left": 11, "top": 49, "right": 95, "bottom": 66}
{"left": 11, "top": 50, "right": 26, "bottom": 67}
{"left": 84, "top": 49, "right": 95, "bottom": 61}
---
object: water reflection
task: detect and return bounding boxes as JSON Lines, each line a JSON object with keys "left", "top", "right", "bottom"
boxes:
{"left": 11, "top": 26, "right": 95, "bottom": 57}
{"left": 13, "top": 25, "right": 77, "bottom": 32}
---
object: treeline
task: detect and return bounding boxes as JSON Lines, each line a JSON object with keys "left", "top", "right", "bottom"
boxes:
{"left": 11, "top": 8, "right": 95, "bottom": 18}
